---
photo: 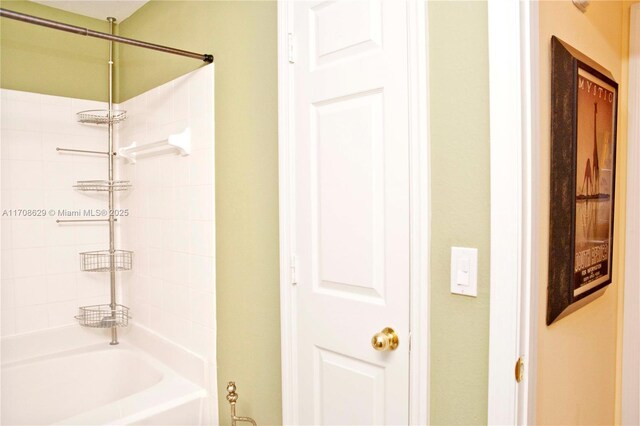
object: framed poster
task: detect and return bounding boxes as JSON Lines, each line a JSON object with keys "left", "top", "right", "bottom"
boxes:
{"left": 547, "top": 36, "right": 618, "bottom": 325}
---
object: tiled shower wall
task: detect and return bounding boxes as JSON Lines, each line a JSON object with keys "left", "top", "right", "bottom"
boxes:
{"left": 0, "top": 89, "right": 112, "bottom": 336}
{"left": 117, "top": 65, "right": 216, "bottom": 361}
{"left": 1, "top": 65, "right": 215, "bottom": 360}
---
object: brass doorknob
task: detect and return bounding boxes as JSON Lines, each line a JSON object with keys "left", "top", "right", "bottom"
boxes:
{"left": 371, "top": 327, "right": 399, "bottom": 351}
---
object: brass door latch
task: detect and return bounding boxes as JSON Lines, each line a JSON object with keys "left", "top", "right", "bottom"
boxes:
{"left": 515, "top": 357, "right": 525, "bottom": 383}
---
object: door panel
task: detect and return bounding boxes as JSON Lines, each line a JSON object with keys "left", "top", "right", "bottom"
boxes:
{"left": 310, "top": 0, "right": 382, "bottom": 68}
{"left": 293, "top": 1, "right": 410, "bottom": 424}
{"left": 315, "top": 347, "right": 386, "bottom": 425}
{"left": 314, "top": 90, "right": 385, "bottom": 302}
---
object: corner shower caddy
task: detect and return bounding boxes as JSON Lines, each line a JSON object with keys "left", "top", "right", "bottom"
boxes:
{"left": 59, "top": 17, "right": 132, "bottom": 345}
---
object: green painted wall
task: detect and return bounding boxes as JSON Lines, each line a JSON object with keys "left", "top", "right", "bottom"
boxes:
{"left": 0, "top": 0, "right": 109, "bottom": 101}
{"left": 117, "top": 2, "right": 281, "bottom": 425}
{"left": 428, "top": 2, "right": 490, "bottom": 425}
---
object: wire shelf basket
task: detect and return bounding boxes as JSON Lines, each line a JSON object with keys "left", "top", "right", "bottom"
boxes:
{"left": 74, "top": 180, "right": 132, "bottom": 192}
{"left": 80, "top": 250, "right": 133, "bottom": 272}
{"left": 77, "top": 109, "right": 127, "bottom": 125}
{"left": 75, "top": 304, "right": 130, "bottom": 328}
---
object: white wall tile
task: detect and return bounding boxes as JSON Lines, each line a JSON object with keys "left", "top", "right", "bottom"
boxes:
{"left": 47, "top": 300, "right": 76, "bottom": 328}
{"left": 188, "top": 115, "right": 214, "bottom": 153}
{"left": 2, "top": 278, "right": 16, "bottom": 310}
{"left": 136, "top": 248, "right": 150, "bottom": 276}
{"left": 74, "top": 223, "right": 109, "bottom": 246}
{"left": 131, "top": 274, "right": 150, "bottom": 302}
{"left": 146, "top": 275, "right": 163, "bottom": 308}
{"left": 147, "top": 82, "right": 173, "bottom": 130}
{"left": 42, "top": 133, "right": 77, "bottom": 163}
{"left": 148, "top": 248, "right": 164, "bottom": 280}
{"left": 45, "top": 222, "right": 77, "bottom": 247}
{"left": 0, "top": 133, "right": 10, "bottom": 160}
{"left": 169, "top": 313, "right": 192, "bottom": 349}
{"left": 40, "top": 93, "right": 72, "bottom": 107}
{"left": 1, "top": 219, "right": 12, "bottom": 249}
{"left": 46, "top": 273, "right": 77, "bottom": 303}
{"left": 4, "top": 89, "right": 41, "bottom": 103}
{"left": 174, "top": 188, "right": 191, "bottom": 219}
{"left": 11, "top": 188, "right": 44, "bottom": 209}
{"left": 2, "top": 129, "right": 42, "bottom": 161}
{"left": 15, "top": 305, "right": 48, "bottom": 334}
{"left": 189, "top": 289, "right": 214, "bottom": 329}
{"left": 40, "top": 101, "right": 74, "bottom": 134}
{"left": 1, "top": 307, "right": 16, "bottom": 336}
{"left": 190, "top": 322, "right": 215, "bottom": 359}
{"left": 188, "top": 255, "right": 214, "bottom": 293}
{"left": 13, "top": 248, "right": 46, "bottom": 278}
{"left": 189, "top": 72, "right": 213, "bottom": 120}
{"left": 15, "top": 276, "right": 47, "bottom": 307}
{"left": 147, "top": 218, "right": 163, "bottom": 248}
{"left": 134, "top": 301, "right": 150, "bottom": 328}
{"left": 12, "top": 219, "right": 45, "bottom": 248}
{"left": 43, "top": 189, "right": 76, "bottom": 214}
{"left": 76, "top": 272, "right": 109, "bottom": 299}
{"left": 45, "top": 246, "right": 78, "bottom": 275}
{"left": 1, "top": 249, "right": 14, "bottom": 279}
{"left": 189, "top": 186, "right": 214, "bottom": 221}
{"left": 116, "top": 67, "right": 215, "bottom": 361}
{"left": 1, "top": 99, "right": 41, "bottom": 132}
{"left": 9, "top": 160, "right": 44, "bottom": 190}
{"left": 169, "top": 251, "right": 189, "bottom": 285}
{"left": 174, "top": 157, "right": 190, "bottom": 187}
{"left": 1, "top": 160, "right": 12, "bottom": 189}
{"left": 188, "top": 149, "right": 213, "bottom": 186}
{"left": 43, "top": 162, "right": 78, "bottom": 190}
{"left": 74, "top": 160, "right": 108, "bottom": 182}
{"left": 173, "top": 220, "right": 191, "bottom": 254}
{"left": 173, "top": 82, "right": 190, "bottom": 125}
{"left": 0, "top": 89, "right": 110, "bottom": 338}
{"left": 163, "top": 282, "right": 189, "bottom": 317}
{"left": 189, "top": 221, "right": 213, "bottom": 256}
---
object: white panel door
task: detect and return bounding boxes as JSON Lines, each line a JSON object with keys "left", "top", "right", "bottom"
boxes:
{"left": 292, "top": 1, "right": 411, "bottom": 424}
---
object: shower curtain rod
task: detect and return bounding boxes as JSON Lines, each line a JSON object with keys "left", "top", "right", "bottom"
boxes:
{"left": 0, "top": 8, "right": 214, "bottom": 63}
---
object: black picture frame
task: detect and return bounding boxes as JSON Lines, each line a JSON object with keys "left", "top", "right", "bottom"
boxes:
{"left": 547, "top": 36, "right": 619, "bottom": 325}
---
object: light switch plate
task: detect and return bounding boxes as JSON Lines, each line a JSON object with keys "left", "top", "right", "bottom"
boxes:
{"left": 451, "top": 247, "right": 478, "bottom": 297}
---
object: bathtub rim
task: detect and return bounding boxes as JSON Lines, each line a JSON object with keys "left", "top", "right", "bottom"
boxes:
{"left": 1, "top": 326, "right": 209, "bottom": 425}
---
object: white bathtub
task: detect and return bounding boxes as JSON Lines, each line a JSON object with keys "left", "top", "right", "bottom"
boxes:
{"left": 1, "top": 326, "right": 210, "bottom": 425}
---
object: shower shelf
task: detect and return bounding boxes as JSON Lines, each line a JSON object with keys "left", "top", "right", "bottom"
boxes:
{"left": 80, "top": 249, "right": 133, "bottom": 272}
{"left": 75, "top": 304, "right": 130, "bottom": 328}
{"left": 119, "top": 127, "right": 191, "bottom": 164}
{"left": 74, "top": 180, "right": 132, "bottom": 192}
{"left": 77, "top": 109, "right": 127, "bottom": 125}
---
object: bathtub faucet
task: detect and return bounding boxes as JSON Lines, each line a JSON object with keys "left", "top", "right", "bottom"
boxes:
{"left": 226, "top": 381, "right": 257, "bottom": 426}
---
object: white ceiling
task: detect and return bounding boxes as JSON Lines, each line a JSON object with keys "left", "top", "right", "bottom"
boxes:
{"left": 31, "top": 0, "right": 149, "bottom": 23}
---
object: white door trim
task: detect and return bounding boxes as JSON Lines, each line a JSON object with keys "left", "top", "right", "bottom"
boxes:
{"left": 622, "top": 4, "right": 640, "bottom": 425}
{"left": 277, "top": 1, "right": 430, "bottom": 424}
{"left": 487, "top": 1, "right": 539, "bottom": 424}
{"left": 277, "top": 1, "right": 296, "bottom": 424}
{"left": 406, "top": 1, "right": 430, "bottom": 424}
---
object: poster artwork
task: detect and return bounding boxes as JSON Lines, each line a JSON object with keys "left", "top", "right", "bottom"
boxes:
{"left": 574, "top": 68, "right": 616, "bottom": 296}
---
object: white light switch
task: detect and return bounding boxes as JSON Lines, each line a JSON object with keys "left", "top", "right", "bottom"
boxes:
{"left": 451, "top": 247, "right": 478, "bottom": 297}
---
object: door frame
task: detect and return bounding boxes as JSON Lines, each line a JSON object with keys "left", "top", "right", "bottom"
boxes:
{"left": 622, "top": 4, "right": 640, "bottom": 424}
{"left": 487, "top": 1, "right": 539, "bottom": 424}
{"left": 276, "top": 1, "right": 431, "bottom": 424}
